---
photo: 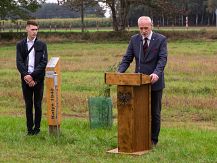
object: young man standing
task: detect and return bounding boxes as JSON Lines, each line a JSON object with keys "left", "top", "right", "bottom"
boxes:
{"left": 16, "top": 20, "right": 48, "bottom": 135}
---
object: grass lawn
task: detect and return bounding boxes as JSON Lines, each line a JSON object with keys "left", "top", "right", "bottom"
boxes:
{"left": 0, "top": 40, "right": 216, "bottom": 162}
{"left": 0, "top": 116, "right": 216, "bottom": 163}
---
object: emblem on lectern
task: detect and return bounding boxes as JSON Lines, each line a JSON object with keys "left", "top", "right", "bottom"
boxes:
{"left": 118, "top": 92, "right": 132, "bottom": 105}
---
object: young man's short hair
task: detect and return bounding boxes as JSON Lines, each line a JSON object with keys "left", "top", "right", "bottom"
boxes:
{"left": 26, "top": 20, "right": 38, "bottom": 27}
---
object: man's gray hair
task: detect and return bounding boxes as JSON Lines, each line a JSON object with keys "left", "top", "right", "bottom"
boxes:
{"left": 138, "top": 16, "right": 152, "bottom": 24}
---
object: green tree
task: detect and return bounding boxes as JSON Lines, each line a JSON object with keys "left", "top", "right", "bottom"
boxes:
{"left": 57, "top": 0, "right": 104, "bottom": 32}
{"left": 186, "top": 0, "right": 204, "bottom": 26}
{"left": 0, "top": 0, "right": 44, "bottom": 20}
{"left": 205, "top": 0, "right": 217, "bottom": 25}
{"left": 98, "top": 0, "right": 140, "bottom": 31}
{"left": 100, "top": 0, "right": 181, "bottom": 31}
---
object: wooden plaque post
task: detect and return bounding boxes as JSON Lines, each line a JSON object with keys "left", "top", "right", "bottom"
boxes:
{"left": 105, "top": 72, "right": 151, "bottom": 155}
{"left": 45, "top": 57, "right": 61, "bottom": 135}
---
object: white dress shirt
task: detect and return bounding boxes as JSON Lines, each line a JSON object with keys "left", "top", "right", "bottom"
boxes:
{"left": 142, "top": 31, "right": 153, "bottom": 46}
{"left": 27, "top": 37, "right": 36, "bottom": 73}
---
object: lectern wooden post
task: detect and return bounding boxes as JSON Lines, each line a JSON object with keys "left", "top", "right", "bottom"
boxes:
{"left": 45, "top": 57, "right": 61, "bottom": 135}
{"left": 105, "top": 73, "right": 151, "bottom": 155}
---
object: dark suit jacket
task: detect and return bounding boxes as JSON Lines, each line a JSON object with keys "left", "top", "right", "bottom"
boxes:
{"left": 118, "top": 32, "right": 167, "bottom": 91}
{"left": 16, "top": 38, "right": 48, "bottom": 82}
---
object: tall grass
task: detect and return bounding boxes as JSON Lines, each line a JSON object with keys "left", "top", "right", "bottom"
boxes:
{"left": 0, "top": 41, "right": 216, "bottom": 121}
{"left": 0, "top": 18, "right": 112, "bottom": 32}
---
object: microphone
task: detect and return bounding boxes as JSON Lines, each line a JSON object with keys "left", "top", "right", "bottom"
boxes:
{"left": 138, "top": 38, "right": 143, "bottom": 74}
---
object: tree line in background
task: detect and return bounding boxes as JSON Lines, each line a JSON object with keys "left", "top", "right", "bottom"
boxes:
{"left": 95, "top": 0, "right": 217, "bottom": 31}
{"left": 1, "top": 0, "right": 217, "bottom": 32}
{"left": 32, "top": 3, "right": 104, "bottom": 19}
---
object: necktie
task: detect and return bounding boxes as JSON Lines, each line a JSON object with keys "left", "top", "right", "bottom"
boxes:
{"left": 143, "top": 38, "right": 148, "bottom": 55}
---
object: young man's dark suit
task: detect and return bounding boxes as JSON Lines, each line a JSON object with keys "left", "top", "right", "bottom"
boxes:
{"left": 16, "top": 38, "right": 48, "bottom": 134}
{"left": 118, "top": 32, "right": 167, "bottom": 144}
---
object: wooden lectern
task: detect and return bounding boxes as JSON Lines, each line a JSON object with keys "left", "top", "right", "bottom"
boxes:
{"left": 46, "top": 57, "right": 61, "bottom": 135}
{"left": 105, "top": 72, "right": 151, "bottom": 155}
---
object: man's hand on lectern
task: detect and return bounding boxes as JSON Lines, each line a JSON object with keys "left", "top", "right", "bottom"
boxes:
{"left": 150, "top": 73, "right": 159, "bottom": 84}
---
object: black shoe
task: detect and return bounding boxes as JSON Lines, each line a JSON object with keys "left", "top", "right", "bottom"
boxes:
{"left": 33, "top": 128, "right": 40, "bottom": 135}
{"left": 27, "top": 130, "right": 34, "bottom": 136}
{"left": 152, "top": 140, "right": 157, "bottom": 147}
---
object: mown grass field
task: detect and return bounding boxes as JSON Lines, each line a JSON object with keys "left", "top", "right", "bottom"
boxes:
{"left": 0, "top": 40, "right": 216, "bottom": 162}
